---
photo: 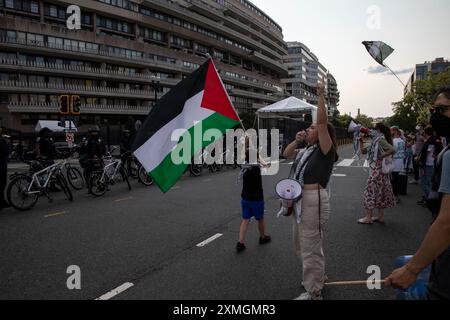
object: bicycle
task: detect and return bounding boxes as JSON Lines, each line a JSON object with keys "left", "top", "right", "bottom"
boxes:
{"left": 135, "top": 160, "right": 154, "bottom": 187}
{"left": 7, "top": 159, "right": 73, "bottom": 211}
{"left": 89, "top": 148, "right": 132, "bottom": 197}
{"left": 64, "top": 161, "right": 85, "bottom": 190}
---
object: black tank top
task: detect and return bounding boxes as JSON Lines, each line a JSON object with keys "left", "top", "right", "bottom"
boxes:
{"left": 303, "top": 146, "right": 336, "bottom": 188}
{"left": 241, "top": 166, "right": 264, "bottom": 201}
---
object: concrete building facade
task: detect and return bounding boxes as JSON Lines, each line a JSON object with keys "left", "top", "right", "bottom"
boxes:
{"left": 0, "top": 0, "right": 288, "bottom": 138}
{"left": 281, "top": 41, "right": 339, "bottom": 117}
{"left": 404, "top": 57, "right": 449, "bottom": 96}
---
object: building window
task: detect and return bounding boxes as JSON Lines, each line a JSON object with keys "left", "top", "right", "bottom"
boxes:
{"left": 3, "top": 0, "right": 39, "bottom": 13}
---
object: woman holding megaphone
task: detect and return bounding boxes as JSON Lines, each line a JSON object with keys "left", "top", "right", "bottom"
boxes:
{"left": 283, "top": 83, "right": 338, "bottom": 300}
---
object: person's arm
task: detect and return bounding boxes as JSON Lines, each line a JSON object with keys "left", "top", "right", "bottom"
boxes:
{"left": 316, "top": 84, "right": 332, "bottom": 155}
{"left": 378, "top": 140, "right": 395, "bottom": 159}
{"left": 385, "top": 195, "right": 450, "bottom": 289}
{"left": 283, "top": 131, "right": 305, "bottom": 160}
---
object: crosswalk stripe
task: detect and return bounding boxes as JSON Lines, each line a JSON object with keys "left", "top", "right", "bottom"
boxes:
{"left": 337, "top": 159, "right": 354, "bottom": 167}
{"left": 364, "top": 160, "right": 369, "bottom": 168}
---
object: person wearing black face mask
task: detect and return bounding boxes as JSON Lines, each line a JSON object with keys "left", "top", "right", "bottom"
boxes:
{"left": 386, "top": 86, "right": 450, "bottom": 300}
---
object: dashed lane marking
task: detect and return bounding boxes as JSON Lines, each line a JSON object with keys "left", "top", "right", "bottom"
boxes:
{"left": 196, "top": 233, "right": 223, "bottom": 247}
{"left": 114, "top": 197, "right": 133, "bottom": 203}
{"left": 95, "top": 282, "right": 134, "bottom": 300}
{"left": 44, "top": 211, "right": 66, "bottom": 218}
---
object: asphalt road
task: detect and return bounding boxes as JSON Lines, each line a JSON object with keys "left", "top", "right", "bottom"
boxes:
{"left": 0, "top": 145, "right": 433, "bottom": 300}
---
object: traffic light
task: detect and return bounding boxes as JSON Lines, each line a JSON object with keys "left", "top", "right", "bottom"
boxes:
{"left": 71, "top": 95, "right": 81, "bottom": 115}
{"left": 59, "top": 95, "right": 70, "bottom": 115}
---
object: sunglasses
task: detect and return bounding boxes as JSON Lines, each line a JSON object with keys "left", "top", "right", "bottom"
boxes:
{"left": 431, "top": 104, "right": 450, "bottom": 113}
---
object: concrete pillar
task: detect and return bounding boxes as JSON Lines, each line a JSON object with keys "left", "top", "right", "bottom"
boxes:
{"left": 39, "top": 0, "right": 44, "bottom": 23}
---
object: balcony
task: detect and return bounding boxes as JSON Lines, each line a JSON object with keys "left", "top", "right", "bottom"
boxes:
{"left": 0, "top": 58, "right": 180, "bottom": 86}
{"left": 221, "top": 1, "right": 283, "bottom": 41}
{"left": 230, "top": 88, "right": 281, "bottom": 103}
{"left": 220, "top": 73, "right": 278, "bottom": 93}
{"left": 0, "top": 80, "right": 160, "bottom": 99}
{"left": 185, "top": 0, "right": 224, "bottom": 22}
{"left": 0, "top": 36, "right": 193, "bottom": 74}
{"left": 248, "top": 51, "right": 287, "bottom": 75}
{"left": 142, "top": 0, "right": 283, "bottom": 62}
{"left": 7, "top": 102, "right": 151, "bottom": 115}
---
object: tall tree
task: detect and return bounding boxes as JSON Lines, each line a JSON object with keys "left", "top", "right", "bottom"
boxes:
{"left": 389, "top": 69, "right": 450, "bottom": 130}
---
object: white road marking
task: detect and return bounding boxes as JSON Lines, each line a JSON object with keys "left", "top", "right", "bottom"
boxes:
{"left": 337, "top": 159, "right": 354, "bottom": 167}
{"left": 364, "top": 160, "right": 369, "bottom": 168}
{"left": 196, "top": 233, "right": 223, "bottom": 247}
{"left": 332, "top": 174, "right": 347, "bottom": 177}
{"left": 95, "top": 282, "right": 134, "bottom": 300}
{"left": 202, "top": 178, "right": 212, "bottom": 182}
{"left": 114, "top": 197, "right": 133, "bottom": 203}
{"left": 44, "top": 211, "right": 66, "bottom": 218}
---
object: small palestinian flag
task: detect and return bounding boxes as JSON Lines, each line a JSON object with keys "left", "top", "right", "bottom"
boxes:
{"left": 362, "top": 41, "right": 394, "bottom": 66}
{"left": 132, "top": 59, "right": 241, "bottom": 193}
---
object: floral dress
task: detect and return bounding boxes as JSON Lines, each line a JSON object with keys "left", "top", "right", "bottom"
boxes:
{"left": 363, "top": 140, "right": 396, "bottom": 210}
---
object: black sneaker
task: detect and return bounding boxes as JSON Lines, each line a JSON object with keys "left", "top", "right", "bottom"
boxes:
{"left": 259, "top": 235, "right": 271, "bottom": 245}
{"left": 236, "top": 242, "right": 246, "bottom": 253}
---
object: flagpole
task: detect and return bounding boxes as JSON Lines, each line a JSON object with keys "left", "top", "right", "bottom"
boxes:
{"left": 383, "top": 63, "right": 428, "bottom": 116}
{"left": 205, "top": 54, "right": 246, "bottom": 132}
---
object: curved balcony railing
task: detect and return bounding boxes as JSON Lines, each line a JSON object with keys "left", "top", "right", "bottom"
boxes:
{"left": 0, "top": 58, "right": 179, "bottom": 84}
{"left": 143, "top": 0, "right": 282, "bottom": 60}
{"left": 230, "top": 88, "right": 281, "bottom": 103}
{"left": 0, "top": 80, "right": 157, "bottom": 98}
{"left": 7, "top": 102, "right": 151, "bottom": 115}
{"left": 0, "top": 36, "right": 194, "bottom": 73}
{"left": 0, "top": 55, "right": 282, "bottom": 94}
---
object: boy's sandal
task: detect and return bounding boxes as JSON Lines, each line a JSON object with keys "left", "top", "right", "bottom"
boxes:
{"left": 357, "top": 217, "right": 373, "bottom": 225}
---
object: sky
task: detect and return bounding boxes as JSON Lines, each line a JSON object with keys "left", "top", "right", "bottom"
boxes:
{"left": 251, "top": 0, "right": 450, "bottom": 118}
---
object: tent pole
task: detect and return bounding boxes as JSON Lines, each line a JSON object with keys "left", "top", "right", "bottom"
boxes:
{"left": 257, "top": 112, "right": 260, "bottom": 132}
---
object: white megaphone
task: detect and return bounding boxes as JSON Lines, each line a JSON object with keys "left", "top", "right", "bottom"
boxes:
{"left": 275, "top": 179, "right": 302, "bottom": 217}
{"left": 348, "top": 120, "right": 361, "bottom": 133}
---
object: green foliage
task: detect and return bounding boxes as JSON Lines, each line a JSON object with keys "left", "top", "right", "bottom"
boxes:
{"left": 387, "top": 69, "right": 450, "bottom": 131}
{"left": 355, "top": 114, "right": 374, "bottom": 128}
{"left": 335, "top": 114, "right": 353, "bottom": 128}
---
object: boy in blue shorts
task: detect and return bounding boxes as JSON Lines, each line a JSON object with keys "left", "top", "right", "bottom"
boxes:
{"left": 236, "top": 139, "right": 271, "bottom": 253}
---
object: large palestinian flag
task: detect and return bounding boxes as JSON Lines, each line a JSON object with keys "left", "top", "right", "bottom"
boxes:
{"left": 132, "top": 59, "right": 241, "bottom": 193}
{"left": 362, "top": 41, "right": 394, "bottom": 66}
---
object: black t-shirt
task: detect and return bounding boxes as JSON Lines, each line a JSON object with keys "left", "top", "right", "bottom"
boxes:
{"left": 241, "top": 165, "right": 263, "bottom": 201}
{"left": 86, "top": 137, "right": 106, "bottom": 159}
{"left": 303, "top": 146, "right": 336, "bottom": 188}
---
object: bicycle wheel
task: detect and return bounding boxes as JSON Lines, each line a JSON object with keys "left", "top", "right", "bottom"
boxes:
{"left": 138, "top": 165, "right": 154, "bottom": 187}
{"left": 66, "top": 166, "right": 84, "bottom": 190}
{"left": 189, "top": 163, "right": 203, "bottom": 177}
{"left": 89, "top": 172, "right": 107, "bottom": 197}
{"left": 120, "top": 167, "right": 132, "bottom": 191}
{"left": 56, "top": 173, "right": 73, "bottom": 201}
{"left": 129, "top": 160, "right": 139, "bottom": 179}
{"left": 6, "top": 175, "right": 39, "bottom": 211}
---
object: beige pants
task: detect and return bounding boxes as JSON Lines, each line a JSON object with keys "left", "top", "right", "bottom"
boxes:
{"left": 292, "top": 189, "right": 331, "bottom": 294}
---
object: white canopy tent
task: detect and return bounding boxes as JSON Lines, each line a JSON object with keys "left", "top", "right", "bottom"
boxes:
{"left": 256, "top": 96, "right": 318, "bottom": 130}
{"left": 35, "top": 120, "right": 77, "bottom": 133}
